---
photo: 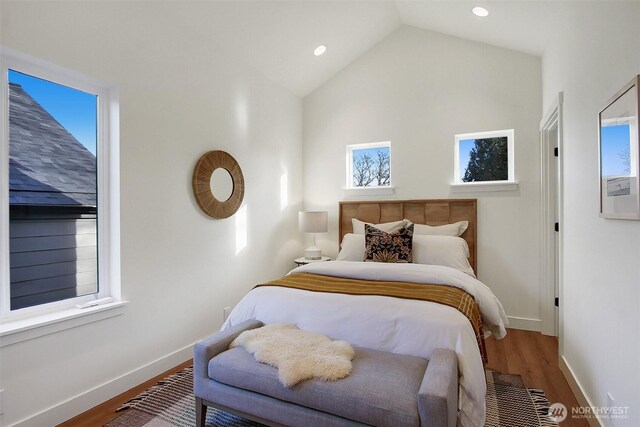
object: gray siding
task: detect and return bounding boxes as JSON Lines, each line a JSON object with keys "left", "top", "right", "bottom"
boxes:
{"left": 9, "top": 218, "right": 97, "bottom": 310}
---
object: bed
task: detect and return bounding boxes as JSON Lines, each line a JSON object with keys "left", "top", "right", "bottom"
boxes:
{"left": 221, "top": 199, "right": 508, "bottom": 427}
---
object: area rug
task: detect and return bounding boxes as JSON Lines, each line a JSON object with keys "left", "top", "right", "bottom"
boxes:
{"left": 105, "top": 367, "right": 557, "bottom": 427}
{"left": 485, "top": 370, "right": 558, "bottom": 427}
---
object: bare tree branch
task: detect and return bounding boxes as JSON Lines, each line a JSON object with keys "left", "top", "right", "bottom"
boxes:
{"left": 353, "top": 153, "right": 375, "bottom": 187}
{"left": 375, "top": 150, "right": 390, "bottom": 186}
{"left": 618, "top": 145, "right": 631, "bottom": 174}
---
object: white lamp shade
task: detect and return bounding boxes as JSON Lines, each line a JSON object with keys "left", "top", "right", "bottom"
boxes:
{"left": 298, "top": 211, "right": 328, "bottom": 233}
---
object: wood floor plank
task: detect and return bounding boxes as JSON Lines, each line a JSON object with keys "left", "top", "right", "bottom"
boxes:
{"left": 485, "top": 329, "right": 589, "bottom": 427}
{"left": 60, "top": 329, "right": 588, "bottom": 426}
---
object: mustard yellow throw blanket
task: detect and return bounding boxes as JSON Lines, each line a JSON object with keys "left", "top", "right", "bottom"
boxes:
{"left": 256, "top": 273, "right": 487, "bottom": 363}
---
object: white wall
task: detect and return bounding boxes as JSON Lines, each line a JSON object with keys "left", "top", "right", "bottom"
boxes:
{"left": 303, "top": 26, "right": 542, "bottom": 329}
{"left": 5, "top": 2, "right": 637, "bottom": 425}
{"left": 0, "top": 2, "right": 303, "bottom": 425}
{"left": 542, "top": 2, "right": 640, "bottom": 425}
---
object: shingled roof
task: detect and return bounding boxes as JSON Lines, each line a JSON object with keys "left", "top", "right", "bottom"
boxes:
{"left": 9, "top": 82, "right": 96, "bottom": 207}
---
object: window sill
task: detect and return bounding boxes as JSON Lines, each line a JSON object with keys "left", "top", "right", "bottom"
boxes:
{"left": 450, "top": 181, "right": 519, "bottom": 192}
{"left": 344, "top": 186, "right": 395, "bottom": 196}
{"left": 0, "top": 301, "right": 128, "bottom": 347}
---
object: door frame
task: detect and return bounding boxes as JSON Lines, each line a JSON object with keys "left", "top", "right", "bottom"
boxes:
{"left": 539, "top": 92, "right": 564, "bottom": 340}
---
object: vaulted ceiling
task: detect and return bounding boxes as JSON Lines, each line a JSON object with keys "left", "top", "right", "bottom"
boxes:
{"left": 149, "top": 1, "right": 595, "bottom": 97}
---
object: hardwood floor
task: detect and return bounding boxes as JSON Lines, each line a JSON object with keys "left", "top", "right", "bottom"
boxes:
{"left": 60, "top": 329, "right": 587, "bottom": 426}
{"left": 57, "top": 360, "right": 193, "bottom": 427}
{"left": 485, "top": 328, "right": 589, "bottom": 427}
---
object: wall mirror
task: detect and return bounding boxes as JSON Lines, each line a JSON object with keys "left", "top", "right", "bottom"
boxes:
{"left": 210, "top": 168, "right": 234, "bottom": 202}
{"left": 599, "top": 75, "right": 640, "bottom": 219}
{"left": 192, "top": 150, "right": 245, "bottom": 219}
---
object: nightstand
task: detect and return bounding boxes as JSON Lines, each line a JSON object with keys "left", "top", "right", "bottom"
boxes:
{"left": 294, "top": 256, "right": 330, "bottom": 266}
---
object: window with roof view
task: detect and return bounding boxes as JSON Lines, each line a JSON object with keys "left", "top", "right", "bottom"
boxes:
{"left": 1, "top": 50, "right": 118, "bottom": 317}
{"left": 8, "top": 71, "right": 98, "bottom": 310}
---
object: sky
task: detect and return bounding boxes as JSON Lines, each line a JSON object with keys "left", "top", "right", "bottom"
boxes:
{"left": 458, "top": 127, "right": 633, "bottom": 180}
{"left": 458, "top": 139, "right": 475, "bottom": 179}
{"left": 601, "top": 124, "right": 632, "bottom": 176}
{"left": 9, "top": 69, "right": 630, "bottom": 179}
{"left": 9, "top": 69, "right": 97, "bottom": 155}
{"left": 353, "top": 147, "right": 388, "bottom": 161}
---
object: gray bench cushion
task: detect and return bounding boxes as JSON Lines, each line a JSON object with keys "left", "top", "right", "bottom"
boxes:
{"left": 209, "top": 346, "right": 429, "bottom": 427}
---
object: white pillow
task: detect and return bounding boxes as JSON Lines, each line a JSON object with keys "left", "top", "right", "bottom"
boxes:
{"left": 336, "top": 233, "right": 366, "bottom": 261}
{"left": 338, "top": 233, "right": 475, "bottom": 277}
{"left": 352, "top": 218, "right": 410, "bottom": 235}
{"left": 412, "top": 235, "right": 475, "bottom": 277}
{"left": 406, "top": 220, "right": 468, "bottom": 237}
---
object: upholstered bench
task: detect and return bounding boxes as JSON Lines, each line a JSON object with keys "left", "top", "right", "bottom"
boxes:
{"left": 194, "top": 320, "right": 458, "bottom": 427}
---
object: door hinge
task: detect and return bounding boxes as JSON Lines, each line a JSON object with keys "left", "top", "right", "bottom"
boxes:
{"left": 555, "top": 297, "right": 559, "bottom": 307}
{"left": 554, "top": 147, "right": 559, "bottom": 157}
{"left": 554, "top": 222, "right": 559, "bottom": 232}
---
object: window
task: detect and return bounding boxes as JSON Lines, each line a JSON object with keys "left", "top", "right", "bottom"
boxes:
{"left": 346, "top": 141, "right": 391, "bottom": 189}
{"left": 454, "top": 129, "right": 515, "bottom": 187}
{"left": 1, "top": 48, "right": 120, "bottom": 321}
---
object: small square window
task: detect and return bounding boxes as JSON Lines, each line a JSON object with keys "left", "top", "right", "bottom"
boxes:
{"left": 454, "top": 129, "right": 514, "bottom": 184}
{"left": 346, "top": 142, "right": 391, "bottom": 188}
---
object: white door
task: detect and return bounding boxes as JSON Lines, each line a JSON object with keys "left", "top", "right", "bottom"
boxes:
{"left": 539, "top": 92, "right": 563, "bottom": 338}
{"left": 550, "top": 126, "right": 560, "bottom": 336}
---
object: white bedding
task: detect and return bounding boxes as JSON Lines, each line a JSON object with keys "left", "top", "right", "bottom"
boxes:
{"left": 222, "top": 261, "right": 508, "bottom": 427}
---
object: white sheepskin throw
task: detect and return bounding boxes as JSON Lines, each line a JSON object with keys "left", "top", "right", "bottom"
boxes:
{"left": 230, "top": 323, "right": 355, "bottom": 388}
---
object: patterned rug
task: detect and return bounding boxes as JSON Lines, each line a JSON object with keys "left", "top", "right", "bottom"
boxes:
{"left": 105, "top": 367, "right": 558, "bottom": 427}
{"left": 485, "top": 370, "right": 558, "bottom": 427}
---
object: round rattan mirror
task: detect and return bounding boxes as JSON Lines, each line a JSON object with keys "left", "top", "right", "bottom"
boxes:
{"left": 192, "top": 150, "right": 245, "bottom": 219}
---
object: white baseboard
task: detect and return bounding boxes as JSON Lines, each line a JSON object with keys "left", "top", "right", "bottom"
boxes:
{"left": 10, "top": 344, "right": 194, "bottom": 427}
{"left": 506, "top": 316, "right": 542, "bottom": 331}
{"left": 559, "top": 355, "right": 603, "bottom": 427}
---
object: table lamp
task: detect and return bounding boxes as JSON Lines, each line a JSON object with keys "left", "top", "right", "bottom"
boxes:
{"left": 299, "top": 211, "right": 328, "bottom": 260}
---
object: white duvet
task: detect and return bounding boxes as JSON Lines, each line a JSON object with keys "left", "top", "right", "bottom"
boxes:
{"left": 222, "top": 261, "right": 508, "bottom": 427}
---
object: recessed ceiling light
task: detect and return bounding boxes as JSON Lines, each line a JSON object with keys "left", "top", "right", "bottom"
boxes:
{"left": 314, "top": 45, "right": 327, "bottom": 56}
{"left": 472, "top": 6, "right": 489, "bottom": 17}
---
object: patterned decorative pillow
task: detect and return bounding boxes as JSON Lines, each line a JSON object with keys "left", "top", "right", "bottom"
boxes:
{"left": 364, "top": 223, "right": 414, "bottom": 263}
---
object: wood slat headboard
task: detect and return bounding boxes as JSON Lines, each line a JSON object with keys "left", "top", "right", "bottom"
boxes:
{"left": 339, "top": 199, "right": 477, "bottom": 273}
